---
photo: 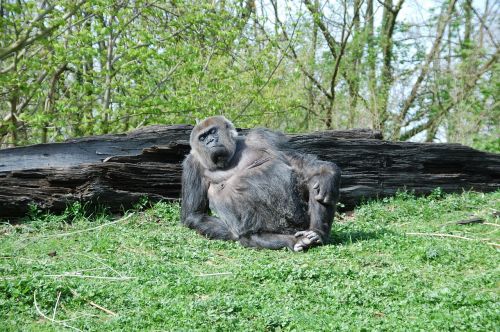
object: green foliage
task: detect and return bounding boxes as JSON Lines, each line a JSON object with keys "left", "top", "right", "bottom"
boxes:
{"left": 1, "top": 191, "right": 499, "bottom": 330}
{"left": 472, "top": 131, "right": 500, "bottom": 153}
{"left": 1, "top": 1, "right": 497, "bottom": 147}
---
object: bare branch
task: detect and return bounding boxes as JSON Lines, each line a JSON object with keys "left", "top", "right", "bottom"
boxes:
{"left": 397, "top": 0, "right": 457, "bottom": 131}
{"left": 303, "top": 0, "right": 338, "bottom": 58}
{"left": 471, "top": 4, "right": 499, "bottom": 48}
{"left": 266, "top": 1, "right": 332, "bottom": 99}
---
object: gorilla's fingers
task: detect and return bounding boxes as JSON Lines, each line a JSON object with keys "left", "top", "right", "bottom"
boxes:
{"left": 294, "top": 245, "right": 304, "bottom": 252}
{"left": 306, "top": 232, "right": 320, "bottom": 242}
{"left": 293, "top": 236, "right": 312, "bottom": 252}
{"left": 301, "top": 236, "right": 312, "bottom": 245}
{"left": 294, "top": 231, "right": 306, "bottom": 238}
{"left": 296, "top": 230, "right": 321, "bottom": 244}
{"left": 303, "top": 231, "right": 321, "bottom": 243}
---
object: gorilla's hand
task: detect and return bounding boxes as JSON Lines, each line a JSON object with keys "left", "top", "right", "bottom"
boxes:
{"left": 310, "top": 172, "right": 335, "bottom": 205}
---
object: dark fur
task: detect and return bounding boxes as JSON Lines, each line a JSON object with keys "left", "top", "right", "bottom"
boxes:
{"left": 181, "top": 116, "right": 341, "bottom": 251}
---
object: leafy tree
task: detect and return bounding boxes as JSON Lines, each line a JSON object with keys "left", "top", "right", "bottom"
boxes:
{"left": 0, "top": 0, "right": 497, "bottom": 148}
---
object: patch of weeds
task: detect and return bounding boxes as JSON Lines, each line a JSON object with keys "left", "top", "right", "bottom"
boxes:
{"left": 0, "top": 191, "right": 498, "bottom": 331}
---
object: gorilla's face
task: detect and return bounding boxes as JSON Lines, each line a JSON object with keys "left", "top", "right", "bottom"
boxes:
{"left": 190, "top": 116, "right": 238, "bottom": 170}
{"left": 198, "top": 126, "right": 232, "bottom": 167}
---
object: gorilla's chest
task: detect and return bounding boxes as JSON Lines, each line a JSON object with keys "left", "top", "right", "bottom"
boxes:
{"left": 207, "top": 155, "right": 289, "bottom": 200}
{"left": 206, "top": 152, "right": 307, "bottom": 231}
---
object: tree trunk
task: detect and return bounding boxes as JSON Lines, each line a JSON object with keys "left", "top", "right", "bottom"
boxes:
{"left": 42, "top": 64, "right": 67, "bottom": 143}
{"left": 102, "top": 19, "right": 114, "bottom": 134}
{"left": 378, "top": 0, "right": 404, "bottom": 132}
{"left": 0, "top": 126, "right": 498, "bottom": 219}
{"left": 305, "top": 0, "right": 319, "bottom": 130}
{"left": 365, "top": 0, "right": 377, "bottom": 126}
{"left": 463, "top": 0, "right": 472, "bottom": 52}
{"left": 347, "top": 0, "right": 361, "bottom": 127}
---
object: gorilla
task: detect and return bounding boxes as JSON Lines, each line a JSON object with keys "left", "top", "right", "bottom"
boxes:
{"left": 181, "top": 116, "right": 341, "bottom": 251}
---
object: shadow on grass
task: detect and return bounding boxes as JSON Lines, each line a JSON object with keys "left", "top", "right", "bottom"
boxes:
{"left": 327, "top": 228, "right": 396, "bottom": 246}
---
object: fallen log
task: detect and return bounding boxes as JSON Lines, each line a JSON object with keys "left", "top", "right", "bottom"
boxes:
{"left": 0, "top": 125, "right": 498, "bottom": 219}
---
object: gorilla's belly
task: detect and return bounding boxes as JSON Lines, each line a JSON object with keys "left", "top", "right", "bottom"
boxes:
{"left": 207, "top": 159, "right": 308, "bottom": 235}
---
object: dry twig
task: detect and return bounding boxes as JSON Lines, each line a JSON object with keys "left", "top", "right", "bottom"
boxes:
{"left": 70, "top": 289, "right": 118, "bottom": 317}
{"left": 40, "top": 213, "right": 135, "bottom": 239}
{"left": 33, "top": 290, "right": 82, "bottom": 332}
{"left": 455, "top": 217, "right": 484, "bottom": 225}
{"left": 44, "top": 273, "right": 136, "bottom": 281}
{"left": 195, "top": 272, "right": 233, "bottom": 277}
{"left": 406, "top": 232, "right": 500, "bottom": 248}
{"left": 73, "top": 253, "right": 124, "bottom": 277}
{"left": 52, "top": 291, "right": 62, "bottom": 320}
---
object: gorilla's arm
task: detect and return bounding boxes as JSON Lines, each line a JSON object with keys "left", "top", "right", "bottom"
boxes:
{"left": 247, "top": 128, "right": 341, "bottom": 201}
{"left": 180, "top": 155, "right": 237, "bottom": 241}
{"left": 284, "top": 151, "right": 341, "bottom": 246}
{"left": 284, "top": 151, "right": 341, "bottom": 204}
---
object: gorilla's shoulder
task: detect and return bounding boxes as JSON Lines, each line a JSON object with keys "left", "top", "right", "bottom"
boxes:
{"left": 183, "top": 153, "right": 201, "bottom": 168}
{"left": 245, "top": 128, "right": 288, "bottom": 148}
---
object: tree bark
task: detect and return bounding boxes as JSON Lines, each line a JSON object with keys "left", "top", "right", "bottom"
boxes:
{"left": 102, "top": 14, "right": 115, "bottom": 134}
{"left": 377, "top": 0, "right": 404, "bottom": 131}
{"left": 305, "top": 0, "right": 319, "bottom": 130}
{"left": 0, "top": 126, "right": 498, "bottom": 219}
{"left": 42, "top": 64, "right": 67, "bottom": 143}
{"left": 365, "top": 0, "right": 377, "bottom": 125}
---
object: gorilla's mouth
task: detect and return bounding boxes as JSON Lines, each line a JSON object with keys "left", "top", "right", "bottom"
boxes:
{"left": 211, "top": 147, "right": 230, "bottom": 166}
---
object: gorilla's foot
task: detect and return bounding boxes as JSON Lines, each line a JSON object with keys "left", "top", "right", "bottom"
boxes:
{"left": 293, "top": 230, "right": 321, "bottom": 252}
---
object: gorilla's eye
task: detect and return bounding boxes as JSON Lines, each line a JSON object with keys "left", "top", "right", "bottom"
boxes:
{"left": 199, "top": 135, "right": 206, "bottom": 142}
{"left": 209, "top": 128, "right": 217, "bottom": 135}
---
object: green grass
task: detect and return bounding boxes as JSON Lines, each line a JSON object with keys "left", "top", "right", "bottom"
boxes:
{"left": 1, "top": 191, "right": 499, "bottom": 331}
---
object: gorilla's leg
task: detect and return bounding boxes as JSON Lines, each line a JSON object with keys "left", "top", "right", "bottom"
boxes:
{"left": 294, "top": 181, "right": 339, "bottom": 252}
{"left": 186, "top": 216, "right": 238, "bottom": 241}
{"left": 294, "top": 199, "right": 334, "bottom": 251}
{"left": 239, "top": 233, "right": 297, "bottom": 250}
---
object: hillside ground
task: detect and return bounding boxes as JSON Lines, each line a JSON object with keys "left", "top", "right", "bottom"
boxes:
{"left": 1, "top": 190, "right": 498, "bottom": 331}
